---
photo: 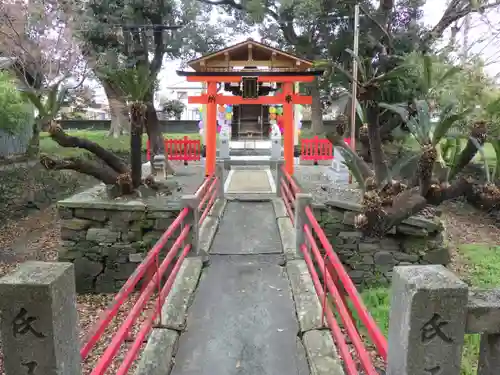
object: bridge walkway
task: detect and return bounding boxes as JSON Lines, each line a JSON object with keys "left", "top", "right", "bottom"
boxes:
{"left": 170, "top": 199, "right": 310, "bottom": 375}
{"left": 82, "top": 166, "right": 386, "bottom": 375}
{"left": 168, "top": 167, "right": 309, "bottom": 375}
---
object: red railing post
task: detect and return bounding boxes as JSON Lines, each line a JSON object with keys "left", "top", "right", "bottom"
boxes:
{"left": 183, "top": 136, "right": 189, "bottom": 165}
{"left": 215, "top": 162, "right": 225, "bottom": 199}
{"left": 181, "top": 194, "right": 203, "bottom": 258}
{"left": 146, "top": 139, "right": 151, "bottom": 161}
{"left": 294, "top": 192, "right": 312, "bottom": 256}
{"left": 165, "top": 138, "right": 171, "bottom": 160}
{"left": 313, "top": 136, "right": 319, "bottom": 164}
{"left": 275, "top": 159, "right": 284, "bottom": 198}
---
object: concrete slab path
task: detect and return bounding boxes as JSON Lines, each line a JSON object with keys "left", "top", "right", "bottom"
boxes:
{"left": 210, "top": 201, "right": 281, "bottom": 255}
{"left": 170, "top": 200, "right": 309, "bottom": 375}
{"left": 225, "top": 169, "right": 272, "bottom": 193}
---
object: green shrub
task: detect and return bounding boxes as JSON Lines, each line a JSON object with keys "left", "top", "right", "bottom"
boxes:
{"left": 0, "top": 72, "right": 32, "bottom": 134}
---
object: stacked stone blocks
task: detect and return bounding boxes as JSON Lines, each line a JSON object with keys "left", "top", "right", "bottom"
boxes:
{"left": 312, "top": 199, "right": 449, "bottom": 288}
{"left": 57, "top": 186, "right": 182, "bottom": 293}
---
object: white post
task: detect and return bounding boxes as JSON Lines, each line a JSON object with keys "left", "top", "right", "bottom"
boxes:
{"left": 349, "top": 4, "right": 360, "bottom": 183}
{"left": 271, "top": 134, "right": 282, "bottom": 161}
{"left": 219, "top": 135, "right": 230, "bottom": 160}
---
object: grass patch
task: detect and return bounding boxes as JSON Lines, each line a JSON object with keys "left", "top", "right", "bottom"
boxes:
{"left": 458, "top": 243, "right": 500, "bottom": 375}
{"left": 40, "top": 130, "right": 201, "bottom": 158}
{"left": 404, "top": 137, "right": 497, "bottom": 164}
{"left": 359, "top": 243, "right": 500, "bottom": 374}
{"left": 358, "top": 287, "right": 391, "bottom": 337}
{"left": 460, "top": 243, "right": 500, "bottom": 287}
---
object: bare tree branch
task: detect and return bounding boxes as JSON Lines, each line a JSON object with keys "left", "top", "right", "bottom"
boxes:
{"left": 47, "top": 123, "right": 130, "bottom": 174}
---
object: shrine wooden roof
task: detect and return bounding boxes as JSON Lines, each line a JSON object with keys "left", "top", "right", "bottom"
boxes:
{"left": 187, "top": 38, "right": 314, "bottom": 72}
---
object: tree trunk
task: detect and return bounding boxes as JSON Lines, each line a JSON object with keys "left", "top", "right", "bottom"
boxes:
{"left": 366, "top": 102, "right": 389, "bottom": 184}
{"left": 144, "top": 91, "right": 175, "bottom": 175}
{"left": 26, "top": 120, "right": 40, "bottom": 157}
{"left": 310, "top": 78, "right": 324, "bottom": 134}
{"left": 144, "top": 91, "right": 164, "bottom": 156}
{"left": 491, "top": 139, "right": 500, "bottom": 182}
{"left": 102, "top": 79, "right": 129, "bottom": 138}
{"left": 130, "top": 102, "right": 145, "bottom": 188}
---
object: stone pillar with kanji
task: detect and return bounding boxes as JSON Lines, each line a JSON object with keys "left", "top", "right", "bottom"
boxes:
{"left": 387, "top": 265, "right": 468, "bottom": 375}
{"left": 0, "top": 262, "right": 81, "bottom": 375}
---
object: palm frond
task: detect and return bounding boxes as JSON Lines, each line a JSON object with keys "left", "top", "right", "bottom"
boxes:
{"left": 334, "top": 64, "right": 357, "bottom": 85}
{"left": 422, "top": 54, "right": 432, "bottom": 92}
{"left": 378, "top": 102, "right": 409, "bottom": 122}
{"left": 388, "top": 152, "right": 422, "bottom": 182}
{"left": 338, "top": 147, "right": 366, "bottom": 191}
{"left": 414, "top": 99, "right": 432, "bottom": 143}
{"left": 432, "top": 109, "right": 471, "bottom": 146}
{"left": 450, "top": 138, "right": 463, "bottom": 166}
{"left": 343, "top": 92, "right": 366, "bottom": 123}
{"left": 372, "top": 58, "right": 411, "bottom": 84}
{"left": 103, "top": 65, "right": 154, "bottom": 101}
{"left": 436, "top": 66, "right": 461, "bottom": 88}
{"left": 345, "top": 48, "right": 367, "bottom": 82}
{"left": 470, "top": 136, "right": 490, "bottom": 183}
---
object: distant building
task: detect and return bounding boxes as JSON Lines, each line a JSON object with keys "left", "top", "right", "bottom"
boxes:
{"left": 59, "top": 103, "right": 110, "bottom": 120}
{"left": 163, "top": 80, "right": 204, "bottom": 120}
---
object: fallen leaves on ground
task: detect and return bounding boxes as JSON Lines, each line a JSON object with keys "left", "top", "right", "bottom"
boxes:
{"left": 440, "top": 199, "right": 500, "bottom": 279}
{"left": 0, "top": 206, "right": 159, "bottom": 375}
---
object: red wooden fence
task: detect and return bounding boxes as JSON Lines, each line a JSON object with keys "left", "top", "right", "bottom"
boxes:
{"left": 300, "top": 136, "right": 351, "bottom": 164}
{"left": 146, "top": 136, "right": 201, "bottom": 164}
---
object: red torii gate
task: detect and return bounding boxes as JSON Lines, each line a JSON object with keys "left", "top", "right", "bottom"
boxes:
{"left": 177, "top": 39, "right": 323, "bottom": 176}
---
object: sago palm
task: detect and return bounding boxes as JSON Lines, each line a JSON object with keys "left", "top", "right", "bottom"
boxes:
{"left": 104, "top": 65, "right": 156, "bottom": 189}
{"left": 380, "top": 99, "right": 470, "bottom": 194}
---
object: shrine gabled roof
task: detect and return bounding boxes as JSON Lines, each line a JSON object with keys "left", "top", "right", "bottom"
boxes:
{"left": 176, "top": 70, "right": 324, "bottom": 77}
{"left": 187, "top": 38, "right": 314, "bottom": 71}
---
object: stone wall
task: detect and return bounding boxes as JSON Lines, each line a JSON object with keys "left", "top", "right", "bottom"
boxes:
{"left": 57, "top": 185, "right": 182, "bottom": 293}
{"left": 313, "top": 199, "right": 449, "bottom": 288}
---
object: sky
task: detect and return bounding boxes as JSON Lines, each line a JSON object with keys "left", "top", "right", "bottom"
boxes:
{"left": 95, "top": 1, "right": 500, "bottom": 103}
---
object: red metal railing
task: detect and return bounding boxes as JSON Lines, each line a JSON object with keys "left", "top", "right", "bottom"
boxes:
{"left": 280, "top": 164, "right": 300, "bottom": 224}
{"left": 300, "top": 137, "right": 351, "bottom": 164}
{"left": 279, "top": 174, "right": 387, "bottom": 374}
{"left": 195, "top": 171, "right": 220, "bottom": 226}
{"left": 146, "top": 136, "right": 201, "bottom": 164}
{"left": 81, "top": 173, "right": 219, "bottom": 374}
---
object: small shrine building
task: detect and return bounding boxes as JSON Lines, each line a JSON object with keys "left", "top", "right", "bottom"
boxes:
{"left": 176, "top": 38, "right": 323, "bottom": 176}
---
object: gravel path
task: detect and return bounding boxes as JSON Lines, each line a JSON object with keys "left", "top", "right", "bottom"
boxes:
{"left": 292, "top": 165, "right": 362, "bottom": 204}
